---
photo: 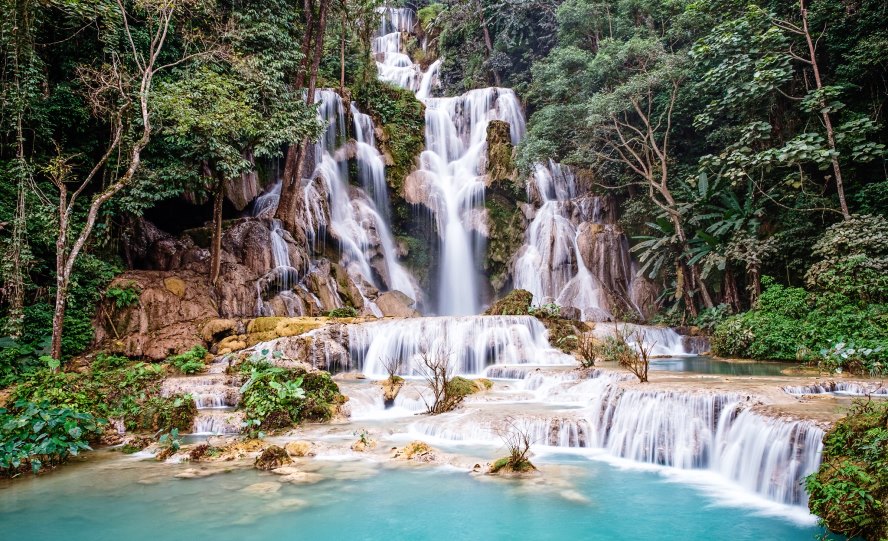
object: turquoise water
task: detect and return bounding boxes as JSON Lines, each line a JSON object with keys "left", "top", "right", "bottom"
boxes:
{"left": 0, "top": 453, "right": 828, "bottom": 541}
{"left": 649, "top": 356, "right": 796, "bottom": 376}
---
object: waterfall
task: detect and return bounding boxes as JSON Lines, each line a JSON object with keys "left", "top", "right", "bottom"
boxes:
{"left": 407, "top": 370, "right": 824, "bottom": 507}
{"left": 593, "top": 322, "right": 702, "bottom": 356}
{"left": 161, "top": 360, "right": 243, "bottom": 435}
{"left": 374, "top": 8, "right": 525, "bottom": 315}
{"left": 346, "top": 315, "right": 575, "bottom": 377}
{"left": 513, "top": 162, "right": 611, "bottom": 320}
{"left": 782, "top": 381, "right": 888, "bottom": 396}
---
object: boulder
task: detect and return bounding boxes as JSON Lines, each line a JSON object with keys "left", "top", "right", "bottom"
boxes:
{"left": 255, "top": 445, "right": 293, "bottom": 471}
{"left": 375, "top": 290, "right": 420, "bottom": 317}
{"left": 284, "top": 441, "right": 315, "bottom": 458}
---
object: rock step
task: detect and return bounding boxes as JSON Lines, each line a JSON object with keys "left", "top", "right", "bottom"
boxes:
{"left": 192, "top": 409, "right": 244, "bottom": 435}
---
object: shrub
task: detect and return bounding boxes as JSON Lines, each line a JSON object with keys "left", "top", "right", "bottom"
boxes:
{"left": 327, "top": 306, "right": 358, "bottom": 318}
{"left": 10, "top": 362, "right": 190, "bottom": 432}
{"left": 693, "top": 304, "right": 733, "bottom": 333}
{"left": 806, "top": 214, "right": 888, "bottom": 304}
{"left": 712, "top": 278, "right": 888, "bottom": 369}
{"left": 92, "top": 352, "right": 129, "bottom": 372}
{"left": 0, "top": 401, "right": 105, "bottom": 476}
{"left": 167, "top": 345, "right": 207, "bottom": 374}
{"left": 807, "top": 400, "right": 888, "bottom": 540}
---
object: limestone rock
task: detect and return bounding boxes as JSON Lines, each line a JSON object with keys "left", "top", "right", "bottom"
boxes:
{"left": 254, "top": 446, "right": 292, "bottom": 471}
{"left": 285, "top": 441, "right": 315, "bottom": 458}
{"left": 375, "top": 290, "right": 420, "bottom": 317}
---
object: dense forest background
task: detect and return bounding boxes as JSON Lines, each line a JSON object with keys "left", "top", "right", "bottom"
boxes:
{"left": 0, "top": 0, "right": 886, "bottom": 379}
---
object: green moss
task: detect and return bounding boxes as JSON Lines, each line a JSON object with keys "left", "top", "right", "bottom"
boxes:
{"left": 484, "top": 195, "right": 525, "bottom": 294}
{"left": 353, "top": 78, "right": 424, "bottom": 198}
{"left": 490, "top": 455, "right": 536, "bottom": 474}
{"left": 807, "top": 400, "right": 888, "bottom": 540}
{"left": 137, "top": 394, "right": 198, "bottom": 433}
{"left": 485, "top": 289, "right": 534, "bottom": 316}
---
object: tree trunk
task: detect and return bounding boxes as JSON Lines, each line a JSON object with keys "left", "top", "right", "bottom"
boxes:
{"left": 799, "top": 0, "right": 850, "bottom": 220}
{"left": 50, "top": 280, "right": 68, "bottom": 362}
{"left": 51, "top": 184, "right": 69, "bottom": 361}
{"left": 210, "top": 175, "right": 224, "bottom": 287}
{"left": 276, "top": 0, "right": 330, "bottom": 231}
{"left": 478, "top": 0, "right": 501, "bottom": 86}
{"left": 723, "top": 268, "right": 741, "bottom": 312}
{"left": 295, "top": 0, "right": 317, "bottom": 90}
{"left": 340, "top": 10, "right": 346, "bottom": 93}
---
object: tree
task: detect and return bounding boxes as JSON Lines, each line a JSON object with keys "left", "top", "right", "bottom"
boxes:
{"left": 275, "top": 0, "right": 331, "bottom": 233}
{"left": 47, "top": 0, "right": 207, "bottom": 360}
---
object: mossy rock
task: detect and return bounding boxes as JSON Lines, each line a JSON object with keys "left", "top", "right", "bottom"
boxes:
{"left": 274, "top": 317, "right": 325, "bottom": 338}
{"left": 244, "top": 330, "right": 279, "bottom": 347}
{"left": 217, "top": 335, "right": 247, "bottom": 354}
{"left": 201, "top": 319, "right": 238, "bottom": 342}
{"left": 446, "top": 376, "right": 480, "bottom": 399}
{"left": 489, "top": 456, "right": 537, "bottom": 475}
{"left": 485, "top": 289, "right": 534, "bottom": 316}
{"left": 247, "top": 317, "right": 286, "bottom": 334}
{"left": 486, "top": 120, "right": 515, "bottom": 182}
{"left": 394, "top": 440, "right": 436, "bottom": 461}
{"left": 163, "top": 277, "right": 186, "bottom": 297}
{"left": 285, "top": 441, "right": 315, "bottom": 458}
{"left": 255, "top": 445, "right": 292, "bottom": 470}
{"left": 475, "top": 378, "right": 494, "bottom": 391}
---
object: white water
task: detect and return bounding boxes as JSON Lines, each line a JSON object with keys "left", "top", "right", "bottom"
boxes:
{"left": 161, "top": 361, "right": 243, "bottom": 435}
{"left": 374, "top": 8, "right": 525, "bottom": 315}
{"left": 594, "top": 322, "right": 705, "bottom": 356}
{"left": 401, "top": 369, "right": 823, "bottom": 507}
{"left": 347, "top": 315, "right": 574, "bottom": 377}
{"left": 513, "top": 162, "right": 611, "bottom": 320}
{"left": 782, "top": 381, "right": 888, "bottom": 396}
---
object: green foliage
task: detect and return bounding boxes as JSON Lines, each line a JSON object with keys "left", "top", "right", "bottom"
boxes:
{"left": 167, "top": 345, "right": 208, "bottom": 375}
{"left": 353, "top": 78, "right": 424, "bottom": 196}
{"left": 327, "top": 306, "right": 359, "bottom": 318}
{"left": 239, "top": 360, "right": 306, "bottom": 431}
{"left": 484, "top": 289, "right": 533, "bottom": 316}
{"left": 693, "top": 304, "right": 733, "bottom": 333}
{"left": 806, "top": 215, "right": 888, "bottom": 304}
{"left": 238, "top": 353, "right": 345, "bottom": 433}
{"left": 0, "top": 400, "right": 104, "bottom": 476}
{"left": 91, "top": 352, "right": 129, "bottom": 372}
{"left": 10, "top": 361, "right": 192, "bottom": 433}
{"left": 104, "top": 282, "right": 141, "bottom": 309}
{"left": 807, "top": 400, "right": 888, "bottom": 540}
{"left": 528, "top": 302, "right": 561, "bottom": 319}
{"left": 712, "top": 278, "right": 888, "bottom": 369}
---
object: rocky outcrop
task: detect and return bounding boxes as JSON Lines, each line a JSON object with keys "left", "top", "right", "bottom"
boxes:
{"left": 375, "top": 290, "right": 420, "bottom": 317}
{"left": 94, "top": 271, "right": 217, "bottom": 360}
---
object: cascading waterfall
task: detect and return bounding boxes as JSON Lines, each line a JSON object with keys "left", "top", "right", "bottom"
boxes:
{"left": 373, "top": 7, "right": 524, "bottom": 315}
{"left": 594, "top": 322, "right": 707, "bottom": 356}
{"left": 513, "top": 162, "right": 611, "bottom": 320}
{"left": 782, "top": 381, "right": 888, "bottom": 396}
{"left": 408, "top": 369, "right": 823, "bottom": 507}
{"left": 347, "top": 315, "right": 574, "bottom": 377}
{"left": 255, "top": 89, "right": 420, "bottom": 315}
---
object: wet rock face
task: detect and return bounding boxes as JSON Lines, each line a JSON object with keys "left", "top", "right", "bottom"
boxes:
{"left": 122, "top": 216, "right": 384, "bottom": 321}
{"left": 94, "top": 271, "right": 218, "bottom": 360}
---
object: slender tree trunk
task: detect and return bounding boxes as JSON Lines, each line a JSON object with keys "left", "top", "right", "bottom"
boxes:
{"left": 210, "top": 175, "right": 224, "bottom": 287}
{"left": 799, "top": 1, "right": 850, "bottom": 220}
{"left": 51, "top": 185, "right": 69, "bottom": 361}
{"left": 295, "top": 0, "right": 316, "bottom": 90}
{"left": 723, "top": 268, "right": 740, "bottom": 311}
{"left": 340, "top": 11, "right": 346, "bottom": 93}
{"left": 276, "top": 0, "right": 330, "bottom": 231}
{"left": 477, "top": 0, "right": 501, "bottom": 86}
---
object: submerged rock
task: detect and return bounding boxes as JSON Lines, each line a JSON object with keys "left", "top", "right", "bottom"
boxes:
{"left": 255, "top": 446, "right": 292, "bottom": 471}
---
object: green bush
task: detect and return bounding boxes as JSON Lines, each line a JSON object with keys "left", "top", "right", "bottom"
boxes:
{"left": 807, "top": 400, "right": 888, "bottom": 540}
{"left": 712, "top": 278, "right": 888, "bottom": 370}
{"left": 0, "top": 400, "right": 105, "bottom": 476}
{"left": 167, "top": 345, "right": 207, "bottom": 374}
{"left": 693, "top": 304, "right": 733, "bottom": 332}
{"left": 327, "top": 306, "right": 359, "bottom": 318}
{"left": 10, "top": 362, "right": 192, "bottom": 432}
{"left": 238, "top": 357, "right": 345, "bottom": 432}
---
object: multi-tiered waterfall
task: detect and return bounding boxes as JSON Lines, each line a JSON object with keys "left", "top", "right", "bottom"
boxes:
{"left": 374, "top": 8, "right": 524, "bottom": 315}
{"left": 255, "top": 89, "right": 420, "bottom": 316}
